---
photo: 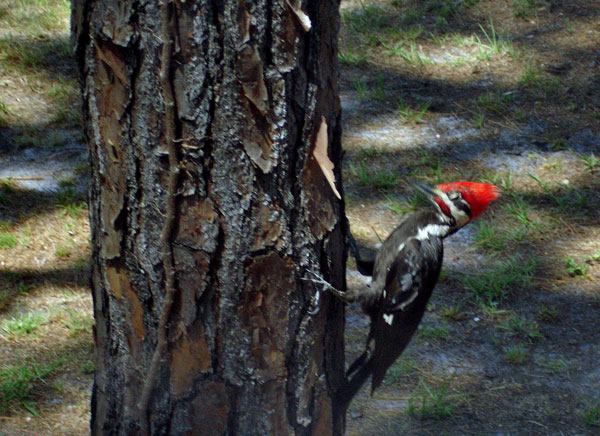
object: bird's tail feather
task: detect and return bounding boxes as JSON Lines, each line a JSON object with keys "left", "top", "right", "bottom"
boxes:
{"left": 336, "top": 357, "right": 374, "bottom": 412}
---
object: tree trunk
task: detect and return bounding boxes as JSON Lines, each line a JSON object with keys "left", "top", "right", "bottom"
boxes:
{"left": 73, "top": 0, "right": 346, "bottom": 435}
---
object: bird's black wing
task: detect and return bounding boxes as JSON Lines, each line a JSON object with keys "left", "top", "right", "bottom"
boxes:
{"left": 369, "top": 236, "right": 443, "bottom": 391}
{"left": 380, "top": 238, "right": 425, "bottom": 312}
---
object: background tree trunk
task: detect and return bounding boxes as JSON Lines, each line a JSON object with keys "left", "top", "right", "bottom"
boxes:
{"left": 73, "top": 0, "right": 346, "bottom": 435}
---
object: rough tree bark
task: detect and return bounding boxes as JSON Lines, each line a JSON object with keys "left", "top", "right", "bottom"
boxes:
{"left": 73, "top": 0, "right": 346, "bottom": 435}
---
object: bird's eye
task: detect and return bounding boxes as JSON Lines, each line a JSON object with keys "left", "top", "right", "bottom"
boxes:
{"left": 448, "top": 191, "right": 461, "bottom": 201}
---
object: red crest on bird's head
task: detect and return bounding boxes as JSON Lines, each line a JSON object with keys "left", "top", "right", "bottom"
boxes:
{"left": 436, "top": 181, "right": 498, "bottom": 220}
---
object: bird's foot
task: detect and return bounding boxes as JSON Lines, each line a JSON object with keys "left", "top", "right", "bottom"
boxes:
{"left": 302, "top": 270, "right": 347, "bottom": 315}
{"left": 302, "top": 270, "right": 346, "bottom": 297}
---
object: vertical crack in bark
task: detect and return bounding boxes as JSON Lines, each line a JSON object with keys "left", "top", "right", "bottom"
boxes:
{"left": 264, "top": 0, "right": 274, "bottom": 68}
{"left": 137, "top": 1, "right": 180, "bottom": 432}
{"left": 200, "top": 0, "right": 221, "bottom": 193}
{"left": 72, "top": 0, "right": 91, "bottom": 76}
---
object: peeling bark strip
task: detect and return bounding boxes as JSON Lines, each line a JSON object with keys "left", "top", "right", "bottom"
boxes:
{"left": 313, "top": 116, "right": 342, "bottom": 200}
{"left": 285, "top": 0, "right": 312, "bottom": 31}
{"left": 75, "top": 0, "right": 346, "bottom": 435}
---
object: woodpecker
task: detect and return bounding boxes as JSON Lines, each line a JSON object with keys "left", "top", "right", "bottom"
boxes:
{"left": 338, "top": 180, "right": 498, "bottom": 408}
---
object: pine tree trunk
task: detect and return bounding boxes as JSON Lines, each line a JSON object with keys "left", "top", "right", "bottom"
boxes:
{"left": 73, "top": 0, "right": 346, "bottom": 435}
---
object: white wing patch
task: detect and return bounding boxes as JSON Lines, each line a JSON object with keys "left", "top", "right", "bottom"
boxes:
{"left": 397, "top": 289, "right": 418, "bottom": 310}
{"left": 383, "top": 314, "right": 394, "bottom": 325}
{"left": 396, "top": 242, "right": 405, "bottom": 253}
{"left": 400, "top": 273, "right": 413, "bottom": 290}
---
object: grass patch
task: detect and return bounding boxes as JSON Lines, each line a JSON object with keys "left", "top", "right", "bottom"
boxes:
{"left": 46, "top": 77, "right": 78, "bottom": 103}
{"left": 372, "top": 74, "right": 386, "bottom": 101}
{"left": 385, "top": 196, "right": 418, "bottom": 215}
{"left": 539, "top": 357, "right": 568, "bottom": 374}
{"left": 55, "top": 245, "right": 73, "bottom": 259}
{"left": 528, "top": 173, "right": 552, "bottom": 193}
{"left": 472, "top": 112, "right": 485, "bottom": 128}
{"left": 0, "top": 0, "right": 79, "bottom": 133}
{"left": 512, "top": 0, "right": 539, "bottom": 18}
{"left": 482, "top": 305, "right": 511, "bottom": 321}
{"left": 352, "top": 75, "right": 388, "bottom": 101}
{"left": 1, "top": 311, "right": 48, "bottom": 337}
{"left": 518, "top": 61, "right": 561, "bottom": 96}
{"left": 476, "top": 92, "right": 502, "bottom": 113}
{"left": 0, "top": 358, "right": 63, "bottom": 415}
{"left": 579, "top": 400, "right": 600, "bottom": 427}
{"left": 55, "top": 187, "right": 86, "bottom": 217}
{"left": 564, "top": 257, "right": 588, "bottom": 277}
{"left": 476, "top": 19, "right": 515, "bottom": 58}
{"left": 473, "top": 221, "right": 506, "bottom": 251}
{"left": 356, "top": 145, "right": 388, "bottom": 161}
{"left": 439, "top": 305, "right": 464, "bottom": 322}
{"left": 518, "top": 61, "right": 541, "bottom": 87}
{"left": 0, "top": 0, "right": 69, "bottom": 32}
{"left": 389, "top": 42, "right": 430, "bottom": 66}
{"left": 80, "top": 360, "right": 95, "bottom": 375}
{"left": 537, "top": 305, "right": 559, "bottom": 322}
{"left": 397, "top": 99, "right": 430, "bottom": 124}
{"left": 0, "top": 36, "right": 72, "bottom": 73}
{"left": 385, "top": 191, "right": 430, "bottom": 215}
{"left": 351, "top": 163, "right": 399, "bottom": 190}
{"left": 0, "top": 177, "right": 17, "bottom": 194}
{"left": 499, "top": 315, "right": 543, "bottom": 341}
{"left": 0, "top": 232, "right": 19, "bottom": 249}
{"left": 504, "top": 344, "right": 528, "bottom": 364}
{"left": 342, "top": 3, "right": 394, "bottom": 46}
{"left": 418, "top": 322, "right": 449, "bottom": 340}
{"left": 0, "top": 97, "right": 10, "bottom": 126}
{"left": 354, "top": 78, "right": 368, "bottom": 100}
{"left": 0, "top": 220, "right": 11, "bottom": 231}
{"left": 338, "top": 48, "right": 366, "bottom": 66}
{"left": 459, "top": 257, "right": 536, "bottom": 306}
{"left": 384, "top": 356, "right": 417, "bottom": 385}
{"left": 579, "top": 152, "right": 600, "bottom": 172}
{"left": 585, "top": 248, "right": 600, "bottom": 263}
{"left": 63, "top": 309, "right": 93, "bottom": 338}
{"left": 503, "top": 196, "right": 542, "bottom": 228}
{"left": 0, "top": 290, "right": 10, "bottom": 311}
{"left": 408, "top": 379, "right": 461, "bottom": 420}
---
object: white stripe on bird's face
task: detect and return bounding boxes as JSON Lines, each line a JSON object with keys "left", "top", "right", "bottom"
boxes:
{"left": 435, "top": 191, "right": 471, "bottom": 229}
{"left": 447, "top": 197, "right": 470, "bottom": 228}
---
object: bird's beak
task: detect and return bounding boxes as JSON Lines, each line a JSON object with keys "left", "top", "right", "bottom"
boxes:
{"left": 412, "top": 180, "right": 444, "bottom": 203}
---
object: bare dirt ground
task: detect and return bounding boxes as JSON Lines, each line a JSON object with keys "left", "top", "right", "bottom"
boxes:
{"left": 0, "top": 0, "right": 599, "bottom": 435}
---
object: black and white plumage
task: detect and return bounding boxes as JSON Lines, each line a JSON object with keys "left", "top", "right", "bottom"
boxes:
{"left": 338, "top": 181, "right": 498, "bottom": 408}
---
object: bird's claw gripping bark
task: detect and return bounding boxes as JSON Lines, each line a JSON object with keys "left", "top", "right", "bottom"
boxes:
{"left": 302, "top": 270, "right": 346, "bottom": 315}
